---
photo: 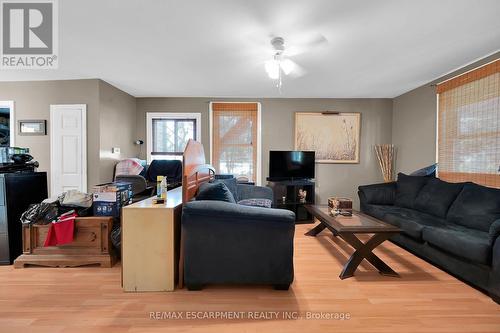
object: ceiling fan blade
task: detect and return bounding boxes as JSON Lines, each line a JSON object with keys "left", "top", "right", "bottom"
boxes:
{"left": 282, "top": 59, "right": 307, "bottom": 78}
{"left": 304, "top": 33, "right": 328, "bottom": 48}
{"left": 284, "top": 33, "right": 328, "bottom": 57}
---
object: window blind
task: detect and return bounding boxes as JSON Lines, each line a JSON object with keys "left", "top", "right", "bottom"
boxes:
{"left": 211, "top": 102, "right": 258, "bottom": 181}
{"left": 437, "top": 59, "right": 500, "bottom": 188}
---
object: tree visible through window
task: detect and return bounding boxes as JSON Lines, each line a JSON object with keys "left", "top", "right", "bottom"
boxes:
{"left": 152, "top": 118, "right": 196, "bottom": 160}
{"left": 211, "top": 103, "right": 259, "bottom": 182}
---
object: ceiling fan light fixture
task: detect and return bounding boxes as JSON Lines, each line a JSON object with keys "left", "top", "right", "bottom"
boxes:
{"left": 265, "top": 58, "right": 280, "bottom": 80}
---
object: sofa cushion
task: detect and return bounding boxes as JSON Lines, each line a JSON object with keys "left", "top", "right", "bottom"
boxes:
{"left": 447, "top": 183, "right": 500, "bottom": 232}
{"left": 362, "top": 204, "right": 402, "bottom": 220}
{"left": 358, "top": 182, "right": 396, "bottom": 205}
{"left": 197, "top": 182, "right": 236, "bottom": 203}
{"left": 422, "top": 225, "right": 492, "bottom": 265}
{"left": 214, "top": 178, "right": 238, "bottom": 201}
{"left": 394, "top": 173, "right": 429, "bottom": 209}
{"left": 384, "top": 210, "right": 447, "bottom": 241}
{"left": 413, "top": 178, "right": 464, "bottom": 218}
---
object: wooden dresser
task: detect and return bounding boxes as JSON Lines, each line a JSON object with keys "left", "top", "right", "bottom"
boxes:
{"left": 121, "top": 186, "right": 182, "bottom": 292}
{"left": 14, "top": 216, "right": 116, "bottom": 268}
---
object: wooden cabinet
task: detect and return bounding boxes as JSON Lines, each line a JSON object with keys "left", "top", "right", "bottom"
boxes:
{"left": 121, "top": 187, "right": 182, "bottom": 292}
{"left": 14, "top": 216, "right": 116, "bottom": 268}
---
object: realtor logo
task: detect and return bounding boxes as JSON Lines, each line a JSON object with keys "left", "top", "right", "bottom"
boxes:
{"left": 1, "top": 0, "right": 58, "bottom": 69}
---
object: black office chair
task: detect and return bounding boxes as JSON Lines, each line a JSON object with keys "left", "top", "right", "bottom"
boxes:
{"left": 146, "top": 160, "right": 182, "bottom": 189}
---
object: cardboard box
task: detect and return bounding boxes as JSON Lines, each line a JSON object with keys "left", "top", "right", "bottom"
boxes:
{"left": 92, "top": 182, "right": 132, "bottom": 217}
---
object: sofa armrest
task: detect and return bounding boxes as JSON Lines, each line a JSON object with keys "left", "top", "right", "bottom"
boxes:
{"left": 183, "top": 200, "right": 294, "bottom": 225}
{"left": 358, "top": 182, "right": 396, "bottom": 205}
{"left": 236, "top": 184, "right": 273, "bottom": 202}
{"left": 491, "top": 236, "right": 500, "bottom": 302}
{"left": 489, "top": 219, "right": 500, "bottom": 244}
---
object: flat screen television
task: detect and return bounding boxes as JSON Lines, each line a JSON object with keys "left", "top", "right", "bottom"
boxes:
{"left": 268, "top": 151, "right": 315, "bottom": 180}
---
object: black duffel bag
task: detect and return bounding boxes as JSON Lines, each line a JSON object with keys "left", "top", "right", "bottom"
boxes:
{"left": 20, "top": 202, "right": 59, "bottom": 225}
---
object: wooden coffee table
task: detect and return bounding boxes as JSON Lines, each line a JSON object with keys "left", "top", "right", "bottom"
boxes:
{"left": 304, "top": 205, "right": 401, "bottom": 279}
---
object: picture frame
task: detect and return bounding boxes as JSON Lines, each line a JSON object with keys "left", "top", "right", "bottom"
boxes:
{"left": 295, "top": 112, "right": 361, "bottom": 164}
{"left": 18, "top": 120, "right": 47, "bottom": 136}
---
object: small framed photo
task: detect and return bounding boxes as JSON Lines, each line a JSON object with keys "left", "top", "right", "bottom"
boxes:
{"left": 18, "top": 120, "right": 47, "bottom": 136}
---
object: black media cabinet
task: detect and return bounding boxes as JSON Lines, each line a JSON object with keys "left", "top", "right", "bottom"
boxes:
{"left": 267, "top": 179, "right": 315, "bottom": 224}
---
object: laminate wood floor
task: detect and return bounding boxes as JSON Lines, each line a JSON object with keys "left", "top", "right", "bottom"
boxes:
{"left": 0, "top": 224, "right": 499, "bottom": 333}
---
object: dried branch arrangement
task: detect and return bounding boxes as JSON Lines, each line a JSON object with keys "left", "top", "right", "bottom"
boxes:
{"left": 374, "top": 144, "right": 395, "bottom": 182}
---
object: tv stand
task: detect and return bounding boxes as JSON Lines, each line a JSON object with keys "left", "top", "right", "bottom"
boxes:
{"left": 267, "top": 179, "right": 315, "bottom": 224}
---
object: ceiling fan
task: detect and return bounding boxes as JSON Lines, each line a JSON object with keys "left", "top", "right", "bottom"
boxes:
{"left": 263, "top": 35, "right": 327, "bottom": 90}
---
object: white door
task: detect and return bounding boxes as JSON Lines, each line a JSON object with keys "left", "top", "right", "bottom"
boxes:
{"left": 50, "top": 104, "right": 87, "bottom": 196}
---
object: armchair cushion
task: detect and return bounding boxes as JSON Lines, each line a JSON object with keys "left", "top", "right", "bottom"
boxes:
{"left": 394, "top": 173, "right": 429, "bottom": 209}
{"left": 237, "top": 184, "right": 273, "bottom": 202}
{"left": 196, "top": 182, "right": 236, "bottom": 203}
{"left": 213, "top": 178, "right": 238, "bottom": 201}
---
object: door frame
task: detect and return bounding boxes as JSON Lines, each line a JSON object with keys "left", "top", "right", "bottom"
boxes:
{"left": 0, "top": 100, "right": 15, "bottom": 146}
{"left": 49, "top": 104, "right": 87, "bottom": 195}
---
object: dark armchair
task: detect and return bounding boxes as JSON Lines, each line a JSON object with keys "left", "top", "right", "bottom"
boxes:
{"left": 182, "top": 184, "right": 295, "bottom": 290}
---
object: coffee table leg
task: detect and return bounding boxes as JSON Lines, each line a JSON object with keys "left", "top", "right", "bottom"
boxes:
{"left": 339, "top": 233, "right": 399, "bottom": 279}
{"left": 305, "top": 222, "right": 327, "bottom": 236}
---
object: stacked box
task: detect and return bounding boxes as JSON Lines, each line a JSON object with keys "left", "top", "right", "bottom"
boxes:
{"left": 328, "top": 197, "right": 353, "bottom": 212}
{"left": 92, "top": 182, "right": 132, "bottom": 217}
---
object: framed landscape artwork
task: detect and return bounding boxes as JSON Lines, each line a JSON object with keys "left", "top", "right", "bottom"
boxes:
{"left": 295, "top": 112, "right": 361, "bottom": 163}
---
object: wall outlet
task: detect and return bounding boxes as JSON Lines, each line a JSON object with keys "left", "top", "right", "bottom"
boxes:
{"left": 112, "top": 147, "right": 121, "bottom": 154}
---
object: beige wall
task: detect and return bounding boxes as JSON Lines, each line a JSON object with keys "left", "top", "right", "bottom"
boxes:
{"left": 137, "top": 98, "right": 393, "bottom": 209}
{"left": 0, "top": 79, "right": 137, "bottom": 192}
{"left": 0, "top": 79, "right": 101, "bottom": 190}
{"left": 392, "top": 51, "right": 500, "bottom": 174}
{"left": 98, "top": 80, "right": 137, "bottom": 183}
{"left": 6, "top": 51, "right": 498, "bottom": 202}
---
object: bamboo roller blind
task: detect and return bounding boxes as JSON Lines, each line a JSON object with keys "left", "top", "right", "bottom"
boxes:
{"left": 437, "top": 59, "right": 500, "bottom": 188}
{"left": 211, "top": 102, "right": 258, "bottom": 181}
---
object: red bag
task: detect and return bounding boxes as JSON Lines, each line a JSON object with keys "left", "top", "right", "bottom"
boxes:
{"left": 43, "top": 212, "right": 77, "bottom": 247}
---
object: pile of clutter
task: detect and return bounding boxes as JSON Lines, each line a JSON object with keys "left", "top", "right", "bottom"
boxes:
{"left": 20, "top": 181, "right": 133, "bottom": 251}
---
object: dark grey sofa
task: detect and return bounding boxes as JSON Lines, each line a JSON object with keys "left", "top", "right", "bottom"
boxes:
{"left": 358, "top": 173, "right": 500, "bottom": 304}
{"left": 182, "top": 183, "right": 296, "bottom": 290}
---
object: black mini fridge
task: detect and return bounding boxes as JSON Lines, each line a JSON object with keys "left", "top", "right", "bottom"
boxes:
{"left": 0, "top": 172, "right": 48, "bottom": 264}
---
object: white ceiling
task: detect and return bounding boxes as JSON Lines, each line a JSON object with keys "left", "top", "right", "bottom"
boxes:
{"left": 1, "top": 0, "right": 499, "bottom": 98}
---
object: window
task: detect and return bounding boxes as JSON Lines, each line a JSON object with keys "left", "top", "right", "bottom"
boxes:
{"left": 437, "top": 59, "right": 500, "bottom": 188}
{"left": 210, "top": 102, "right": 260, "bottom": 183}
{"left": 146, "top": 113, "right": 201, "bottom": 162}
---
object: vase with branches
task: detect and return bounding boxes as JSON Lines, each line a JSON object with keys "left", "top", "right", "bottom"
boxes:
{"left": 374, "top": 144, "right": 396, "bottom": 182}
